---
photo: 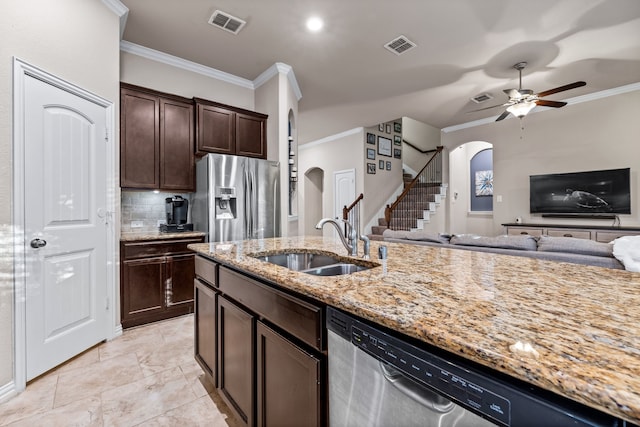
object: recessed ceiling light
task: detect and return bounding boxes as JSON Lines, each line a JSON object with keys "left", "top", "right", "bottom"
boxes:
{"left": 306, "top": 16, "right": 324, "bottom": 32}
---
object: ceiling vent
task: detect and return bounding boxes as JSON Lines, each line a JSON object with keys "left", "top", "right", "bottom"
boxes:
{"left": 471, "top": 93, "right": 494, "bottom": 104}
{"left": 208, "top": 10, "right": 246, "bottom": 35}
{"left": 384, "top": 35, "right": 417, "bottom": 55}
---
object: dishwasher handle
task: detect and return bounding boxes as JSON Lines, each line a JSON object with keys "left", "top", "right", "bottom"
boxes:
{"left": 380, "top": 361, "right": 455, "bottom": 413}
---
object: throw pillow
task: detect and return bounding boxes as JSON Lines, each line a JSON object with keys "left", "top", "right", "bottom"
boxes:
{"left": 450, "top": 234, "right": 537, "bottom": 251}
{"left": 537, "top": 235, "right": 613, "bottom": 258}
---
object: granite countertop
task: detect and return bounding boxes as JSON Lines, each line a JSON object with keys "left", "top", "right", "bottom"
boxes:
{"left": 188, "top": 236, "right": 640, "bottom": 423}
{"left": 120, "top": 231, "right": 206, "bottom": 241}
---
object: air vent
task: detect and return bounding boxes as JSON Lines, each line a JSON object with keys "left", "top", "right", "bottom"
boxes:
{"left": 208, "top": 10, "right": 246, "bottom": 35}
{"left": 471, "top": 93, "right": 494, "bottom": 104}
{"left": 384, "top": 35, "right": 417, "bottom": 55}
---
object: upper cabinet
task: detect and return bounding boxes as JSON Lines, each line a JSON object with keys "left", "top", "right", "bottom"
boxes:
{"left": 195, "top": 98, "right": 268, "bottom": 159}
{"left": 120, "top": 83, "right": 195, "bottom": 191}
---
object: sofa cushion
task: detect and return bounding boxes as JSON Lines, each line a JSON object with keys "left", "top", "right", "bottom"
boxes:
{"left": 382, "top": 229, "right": 450, "bottom": 243}
{"left": 537, "top": 235, "right": 613, "bottom": 258}
{"left": 449, "top": 234, "right": 537, "bottom": 251}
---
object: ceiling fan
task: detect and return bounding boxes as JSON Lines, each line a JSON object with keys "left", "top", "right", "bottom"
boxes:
{"left": 470, "top": 62, "right": 586, "bottom": 121}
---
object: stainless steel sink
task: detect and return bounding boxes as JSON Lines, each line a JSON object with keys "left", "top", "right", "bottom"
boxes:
{"left": 304, "top": 263, "right": 370, "bottom": 276}
{"left": 253, "top": 251, "right": 375, "bottom": 276}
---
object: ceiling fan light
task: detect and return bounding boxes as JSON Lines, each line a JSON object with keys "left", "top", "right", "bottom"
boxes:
{"left": 506, "top": 102, "right": 536, "bottom": 118}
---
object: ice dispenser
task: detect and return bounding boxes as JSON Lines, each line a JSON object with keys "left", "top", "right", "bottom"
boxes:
{"left": 215, "top": 187, "right": 237, "bottom": 219}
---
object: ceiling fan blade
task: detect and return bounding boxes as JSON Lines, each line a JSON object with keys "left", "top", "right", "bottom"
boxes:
{"left": 537, "top": 81, "right": 586, "bottom": 98}
{"left": 495, "top": 110, "right": 511, "bottom": 121}
{"left": 536, "top": 99, "right": 567, "bottom": 108}
{"left": 467, "top": 103, "right": 506, "bottom": 113}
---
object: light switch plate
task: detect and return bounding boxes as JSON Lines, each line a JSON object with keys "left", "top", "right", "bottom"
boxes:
{"left": 131, "top": 220, "right": 144, "bottom": 228}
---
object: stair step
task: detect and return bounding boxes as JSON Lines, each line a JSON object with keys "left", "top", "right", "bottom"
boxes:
{"left": 371, "top": 225, "right": 388, "bottom": 235}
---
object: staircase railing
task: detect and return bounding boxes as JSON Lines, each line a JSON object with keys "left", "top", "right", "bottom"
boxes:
{"left": 343, "top": 193, "right": 364, "bottom": 238}
{"left": 384, "top": 146, "right": 443, "bottom": 230}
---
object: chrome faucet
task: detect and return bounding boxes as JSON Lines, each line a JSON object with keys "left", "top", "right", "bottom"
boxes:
{"left": 315, "top": 218, "right": 358, "bottom": 256}
{"left": 360, "top": 234, "right": 371, "bottom": 259}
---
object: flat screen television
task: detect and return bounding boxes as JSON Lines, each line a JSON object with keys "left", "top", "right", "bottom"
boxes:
{"left": 529, "top": 168, "right": 631, "bottom": 215}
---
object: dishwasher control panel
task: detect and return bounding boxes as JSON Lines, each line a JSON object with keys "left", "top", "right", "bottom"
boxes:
{"left": 352, "top": 325, "right": 510, "bottom": 426}
{"left": 327, "top": 307, "right": 621, "bottom": 427}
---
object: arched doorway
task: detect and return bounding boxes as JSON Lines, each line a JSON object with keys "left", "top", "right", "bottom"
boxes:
{"left": 304, "top": 167, "right": 324, "bottom": 236}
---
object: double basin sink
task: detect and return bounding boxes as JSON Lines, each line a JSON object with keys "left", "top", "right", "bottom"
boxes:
{"left": 253, "top": 251, "right": 377, "bottom": 276}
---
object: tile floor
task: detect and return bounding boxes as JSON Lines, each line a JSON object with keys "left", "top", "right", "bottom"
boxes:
{"left": 0, "top": 314, "right": 240, "bottom": 427}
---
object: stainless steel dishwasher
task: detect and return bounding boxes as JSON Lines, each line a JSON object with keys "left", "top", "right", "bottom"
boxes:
{"left": 327, "top": 307, "right": 621, "bottom": 427}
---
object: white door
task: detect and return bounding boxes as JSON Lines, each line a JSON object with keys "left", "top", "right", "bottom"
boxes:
{"left": 23, "top": 74, "right": 109, "bottom": 380}
{"left": 334, "top": 169, "right": 356, "bottom": 222}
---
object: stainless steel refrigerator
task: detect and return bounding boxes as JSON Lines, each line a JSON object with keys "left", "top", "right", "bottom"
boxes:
{"left": 192, "top": 153, "right": 281, "bottom": 242}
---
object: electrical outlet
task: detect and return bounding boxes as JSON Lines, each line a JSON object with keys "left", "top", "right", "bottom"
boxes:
{"left": 131, "top": 220, "right": 144, "bottom": 228}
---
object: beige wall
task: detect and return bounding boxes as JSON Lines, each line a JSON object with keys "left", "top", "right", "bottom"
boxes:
{"left": 0, "top": 0, "right": 120, "bottom": 391}
{"left": 299, "top": 131, "right": 365, "bottom": 236}
{"left": 120, "top": 51, "right": 254, "bottom": 110}
{"left": 402, "top": 117, "right": 441, "bottom": 175}
{"left": 442, "top": 89, "right": 640, "bottom": 235}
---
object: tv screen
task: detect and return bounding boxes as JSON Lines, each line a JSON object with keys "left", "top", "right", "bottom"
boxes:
{"left": 529, "top": 168, "right": 631, "bottom": 214}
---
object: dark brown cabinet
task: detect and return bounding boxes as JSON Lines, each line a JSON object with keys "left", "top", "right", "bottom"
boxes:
{"left": 218, "top": 296, "right": 255, "bottom": 426}
{"left": 256, "top": 321, "right": 321, "bottom": 427}
{"left": 193, "top": 257, "right": 325, "bottom": 427}
{"left": 120, "top": 236, "right": 204, "bottom": 328}
{"left": 121, "top": 83, "right": 195, "bottom": 191}
{"left": 194, "top": 98, "right": 267, "bottom": 159}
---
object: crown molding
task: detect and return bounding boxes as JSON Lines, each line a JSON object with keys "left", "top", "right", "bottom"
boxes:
{"left": 120, "top": 41, "right": 254, "bottom": 89}
{"left": 101, "top": 0, "right": 129, "bottom": 39}
{"left": 443, "top": 82, "right": 640, "bottom": 133}
{"left": 299, "top": 127, "right": 363, "bottom": 151}
{"left": 254, "top": 63, "right": 302, "bottom": 101}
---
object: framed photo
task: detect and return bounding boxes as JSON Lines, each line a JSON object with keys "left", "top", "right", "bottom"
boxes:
{"left": 475, "top": 170, "right": 494, "bottom": 196}
{"left": 378, "top": 123, "right": 384, "bottom": 132}
{"left": 393, "top": 148, "right": 401, "bottom": 159}
{"left": 385, "top": 124, "right": 391, "bottom": 134}
{"left": 377, "top": 136, "right": 392, "bottom": 157}
{"left": 366, "top": 132, "right": 376, "bottom": 144}
{"left": 367, "top": 162, "right": 376, "bottom": 174}
{"left": 394, "top": 122, "right": 402, "bottom": 133}
{"left": 394, "top": 135, "right": 401, "bottom": 145}
{"left": 366, "top": 148, "right": 376, "bottom": 160}
{"left": 379, "top": 160, "right": 384, "bottom": 170}
{"left": 386, "top": 161, "right": 392, "bottom": 171}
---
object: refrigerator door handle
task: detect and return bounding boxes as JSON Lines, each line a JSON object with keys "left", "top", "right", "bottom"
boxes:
{"left": 244, "top": 169, "right": 252, "bottom": 239}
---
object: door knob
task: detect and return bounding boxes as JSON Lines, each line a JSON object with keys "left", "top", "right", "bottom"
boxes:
{"left": 30, "top": 238, "right": 47, "bottom": 249}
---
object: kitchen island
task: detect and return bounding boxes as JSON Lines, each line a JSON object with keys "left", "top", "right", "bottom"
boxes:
{"left": 189, "top": 236, "right": 640, "bottom": 425}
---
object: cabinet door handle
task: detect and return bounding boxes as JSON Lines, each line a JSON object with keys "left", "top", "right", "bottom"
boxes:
{"left": 563, "top": 233, "right": 573, "bottom": 237}
{"left": 520, "top": 232, "right": 528, "bottom": 235}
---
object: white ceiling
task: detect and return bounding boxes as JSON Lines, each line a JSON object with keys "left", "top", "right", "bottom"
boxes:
{"left": 120, "top": 0, "right": 640, "bottom": 143}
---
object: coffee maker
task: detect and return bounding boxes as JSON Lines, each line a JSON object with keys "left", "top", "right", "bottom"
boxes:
{"left": 160, "top": 195, "right": 194, "bottom": 232}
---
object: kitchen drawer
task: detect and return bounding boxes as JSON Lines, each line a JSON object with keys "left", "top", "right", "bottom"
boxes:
{"left": 219, "top": 267, "right": 323, "bottom": 351}
{"left": 195, "top": 256, "right": 217, "bottom": 286}
{"left": 506, "top": 227, "right": 543, "bottom": 237}
{"left": 122, "top": 238, "right": 203, "bottom": 260}
{"left": 546, "top": 229, "right": 591, "bottom": 239}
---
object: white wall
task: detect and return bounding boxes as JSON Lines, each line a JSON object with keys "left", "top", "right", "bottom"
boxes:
{"left": 120, "top": 51, "right": 254, "bottom": 110}
{"left": 299, "top": 130, "right": 364, "bottom": 236}
{"left": 402, "top": 117, "right": 441, "bottom": 175}
{"left": 441, "top": 89, "right": 640, "bottom": 235}
{"left": 0, "top": 0, "right": 120, "bottom": 392}
{"left": 447, "top": 141, "right": 494, "bottom": 235}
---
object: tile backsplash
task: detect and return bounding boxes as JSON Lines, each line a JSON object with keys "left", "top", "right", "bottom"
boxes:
{"left": 121, "top": 191, "right": 192, "bottom": 232}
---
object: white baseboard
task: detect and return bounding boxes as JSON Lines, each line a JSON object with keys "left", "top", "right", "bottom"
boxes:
{"left": 0, "top": 381, "right": 18, "bottom": 405}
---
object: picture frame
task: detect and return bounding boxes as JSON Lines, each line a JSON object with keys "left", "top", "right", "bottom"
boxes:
{"left": 394, "top": 135, "right": 401, "bottom": 145}
{"left": 385, "top": 124, "right": 391, "bottom": 134}
{"left": 386, "top": 161, "right": 392, "bottom": 171}
{"left": 393, "top": 148, "right": 401, "bottom": 159}
{"left": 366, "top": 132, "right": 376, "bottom": 144}
{"left": 377, "top": 136, "right": 392, "bottom": 157}
{"left": 367, "top": 162, "right": 376, "bottom": 174}
{"left": 475, "top": 170, "right": 494, "bottom": 196}
{"left": 379, "top": 160, "right": 384, "bottom": 170}
{"left": 378, "top": 123, "right": 384, "bottom": 132}
{"left": 366, "top": 148, "right": 376, "bottom": 160}
{"left": 394, "top": 122, "right": 402, "bottom": 133}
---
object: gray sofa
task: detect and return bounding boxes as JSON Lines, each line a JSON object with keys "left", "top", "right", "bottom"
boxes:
{"left": 382, "top": 230, "right": 625, "bottom": 269}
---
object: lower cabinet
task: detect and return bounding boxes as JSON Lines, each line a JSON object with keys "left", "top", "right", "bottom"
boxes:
{"left": 120, "top": 236, "right": 204, "bottom": 328}
{"left": 256, "top": 321, "right": 321, "bottom": 427}
{"left": 194, "top": 257, "right": 325, "bottom": 427}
